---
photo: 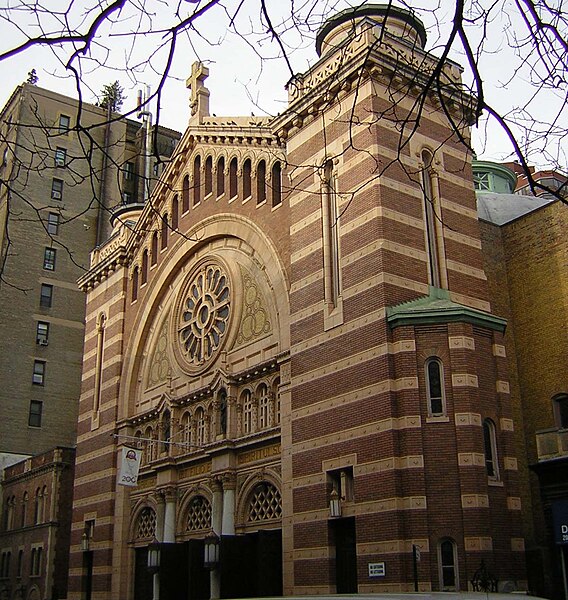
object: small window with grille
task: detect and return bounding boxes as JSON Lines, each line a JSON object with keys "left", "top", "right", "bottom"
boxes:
{"left": 247, "top": 482, "right": 282, "bottom": 522}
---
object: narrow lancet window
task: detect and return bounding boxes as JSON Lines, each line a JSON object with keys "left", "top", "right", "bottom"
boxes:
{"left": 422, "top": 150, "right": 442, "bottom": 288}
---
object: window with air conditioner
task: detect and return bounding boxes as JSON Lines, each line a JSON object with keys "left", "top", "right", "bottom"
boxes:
{"left": 36, "top": 321, "right": 49, "bottom": 345}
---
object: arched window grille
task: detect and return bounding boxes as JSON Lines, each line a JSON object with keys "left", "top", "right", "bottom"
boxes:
{"left": 136, "top": 507, "right": 157, "bottom": 540}
{"left": 243, "top": 158, "right": 252, "bottom": 199}
{"left": 438, "top": 538, "right": 458, "bottom": 591}
{"left": 425, "top": 358, "right": 445, "bottom": 416}
{"left": 193, "top": 155, "right": 201, "bottom": 206}
{"left": 182, "top": 174, "right": 190, "bottom": 212}
{"left": 217, "top": 156, "right": 225, "bottom": 197}
{"left": 271, "top": 161, "right": 282, "bottom": 206}
{"left": 483, "top": 418, "right": 499, "bottom": 479}
{"left": 229, "top": 157, "right": 238, "bottom": 198}
{"left": 257, "top": 159, "right": 266, "bottom": 204}
{"left": 186, "top": 496, "right": 212, "bottom": 531}
{"left": 247, "top": 482, "right": 282, "bottom": 522}
{"left": 205, "top": 156, "right": 213, "bottom": 196}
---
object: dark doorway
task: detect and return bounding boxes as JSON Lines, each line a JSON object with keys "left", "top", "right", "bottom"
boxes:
{"left": 187, "top": 538, "right": 210, "bottom": 600}
{"left": 331, "top": 517, "right": 357, "bottom": 593}
{"left": 82, "top": 550, "right": 93, "bottom": 600}
{"left": 220, "top": 529, "right": 282, "bottom": 598}
{"left": 134, "top": 548, "right": 153, "bottom": 600}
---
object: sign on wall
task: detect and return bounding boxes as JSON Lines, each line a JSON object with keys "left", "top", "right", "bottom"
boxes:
{"left": 552, "top": 499, "right": 568, "bottom": 544}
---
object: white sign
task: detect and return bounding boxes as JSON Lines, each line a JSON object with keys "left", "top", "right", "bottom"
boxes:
{"left": 117, "top": 446, "right": 142, "bottom": 487}
{"left": 368, "top": 562, "right": 386, "bottom": 577}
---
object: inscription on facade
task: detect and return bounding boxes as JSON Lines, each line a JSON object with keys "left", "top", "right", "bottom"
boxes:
{"left": 238, "top": 444, "right": 281, "bottom": 465}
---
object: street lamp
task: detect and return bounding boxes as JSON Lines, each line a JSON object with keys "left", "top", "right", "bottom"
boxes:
{"left": 147, "top": 538, "right": 161, "bottom": 574}
{"left": 81, "top": 532, "right": 90, "bottom": 552}
{"left": 329, "top": 488, "right": 342, "bottom": 518}
{"left": 203, "top": 532, "right": 220, "bottom": 569}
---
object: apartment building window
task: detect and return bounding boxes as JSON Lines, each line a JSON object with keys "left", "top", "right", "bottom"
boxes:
{"left": 32, "top": 360, "right": 46, "bottom": 385}
{"left": 36, "top": 321, "right": 49, "bottom": 345}
{"left": 54, "top": 147, "right": 66, "bottom": 167}
{"left": 0, "top": 551, "right": 11, "bottom": 578}
{"left": 58, "top": 114, "right": 70, "bottom": 133}
{"left": 40, "top": 284, "right": 53, "bottom": 308}
{"left": 47, "top": 212, "right": 59, "bottom": 235}
{"left": 124, "top": 161, "right": 135, "bottom": 180}
{"left": 51, "top": 178, "right": 63, "bottom": 200}
{"left": 29, "top": 401, "right": 43, "bottom": 427}
{"left": 43, "top": 247, "right": 56, "bottom": 271}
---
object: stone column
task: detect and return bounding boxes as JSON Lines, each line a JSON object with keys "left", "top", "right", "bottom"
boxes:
{"left": 209, "top": 477, "right": 223, "bottom": 600}
{"left": 162, "top": 487, "right": 177, "bottom": 543}
{"left": 221, "top": 473, "right": 236, "bottom": 536}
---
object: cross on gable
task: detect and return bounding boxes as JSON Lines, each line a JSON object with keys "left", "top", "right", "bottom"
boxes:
{"left": 186, "top": 61, "right": 210, "bottom": 118}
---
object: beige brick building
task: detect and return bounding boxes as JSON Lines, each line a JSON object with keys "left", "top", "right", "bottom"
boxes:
{"left": 0, "top": 84, "right": 180, "bottom": 468}
{"left": 68, "top": 5, "right": 529, "bottom": 599}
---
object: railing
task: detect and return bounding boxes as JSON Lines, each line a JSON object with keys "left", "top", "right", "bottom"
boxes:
{"left": 536, "top": 428, "right": 568, "bottom": 460}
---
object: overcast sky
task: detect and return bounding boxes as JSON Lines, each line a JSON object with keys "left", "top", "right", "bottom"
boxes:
{"left": 0, "top": 0, "right": 565, "bottom": 170}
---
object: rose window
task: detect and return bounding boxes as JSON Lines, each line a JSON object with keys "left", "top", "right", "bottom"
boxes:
{"left": 177, "top": 263, "right": 230, "bottom": 367}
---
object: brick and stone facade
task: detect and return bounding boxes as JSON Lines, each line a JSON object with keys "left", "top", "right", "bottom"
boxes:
{"left": 68, "top": 5, "right": 527, "bottom": 599}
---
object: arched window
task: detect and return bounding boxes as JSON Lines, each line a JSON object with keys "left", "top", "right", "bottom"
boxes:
{"left": 151, "top": 231, "right": 158, "bottom": 266}
{"left": 196, "top": 407, "right": 206, "bottom": 447}
{"left": 193, "top": 155, "right": 201, "bottom": 206}
{"left": 483, "top": 418, "right": 499, "bottom": 479}
{"left": 132, "top": 267, "right": 139, "bottom": 302}
{"left": 229, "top": 157, "right": 238, "bottom": 198}
{"left": 438, "top": 538, "right": 458, "bottom": 591}
{"left": 257, "top": 160, "right": 266, "bottom": 204}
{"left": 182, "top": 174, "right": 190, "bottom": 213}
{"left": 181, "top": 412, "right": 192, "bottom": 451}
{"left": 205, "top": 156, "right": 213, "bottom": 197}
{"left": 217, "top": 157, "right": 225, "bottom": 197}
{"left": 21, "top": 492, "right": 28, "bottom": 528}
{"left": 554, "top": 393, "right": 568, "bottom": 429}
{"left": 93, "top": 312, "right": 106, "bottom": 415}
{"left": 141, "top": 249, "right": 148, "bottom": 285}
{"left": 425, "top": 358, "right": 445, "bottom": 416}
{"left": 144, "top": 426, "right": 154, "bottom": 463}
{"left": 171, "top": 194, "right": 179, "bottom": 230}
{"left": 17, "top": 549, "right": 23, "bottom": 577}
{"left": 34, "top": 488, "right": 41, "bottom": 524}
{"left": 162, "top": 409, "right": 171, "bottom": 454}
{"left": 186, "top": 495, "right": 212, "bottom": 532}
{"left": 323, "top": 159, "right": 341, "bottom": 307}
{"left": 242, "top": 389, "right": 254, "bottom": 434}
{"left": 218, "top": 389, "right": 228, "bottom": 436}
{"left": 258, "top": 383, "right": 270, "bottom": 429}
{"left": 272, "top": 161, "right": 282, "bottom": 206}
{"left": 243, "top": 158, "right": 252, "bottom": 200}
{"left": 422, "top": 150, "right": 442, "bottom": 288}
{"left": 161, "top": 213, "right": 168, "bottom": 250}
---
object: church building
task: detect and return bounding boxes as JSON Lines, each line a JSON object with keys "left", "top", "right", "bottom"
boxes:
{"left": 68, "top": 5, "right": 527, "bottom": 598}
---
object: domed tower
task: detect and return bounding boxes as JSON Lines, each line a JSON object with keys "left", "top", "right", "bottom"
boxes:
{"left": 275, "top": 3, "right": 526, "bottom": 594}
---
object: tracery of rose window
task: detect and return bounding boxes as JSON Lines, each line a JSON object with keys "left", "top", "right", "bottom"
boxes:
{"left": 177, "top": 263, "right": 230, "bottom": 368}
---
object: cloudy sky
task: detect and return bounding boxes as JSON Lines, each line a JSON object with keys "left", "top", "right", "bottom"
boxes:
{"left": 0, "top": 0, "right": 565, "bottom": 169}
